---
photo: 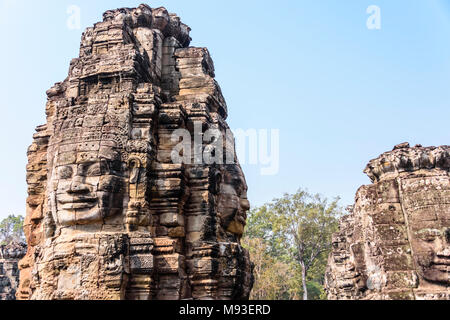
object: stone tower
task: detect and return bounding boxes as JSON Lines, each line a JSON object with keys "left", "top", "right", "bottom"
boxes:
{"left": 0, "top": 243, "right": 26, "bottom": 300}
{"left": 325, "top": 143, "right": 450, "bottom": 300}
{"left": 18, "top": 4, "right": 253, "bottom": 300}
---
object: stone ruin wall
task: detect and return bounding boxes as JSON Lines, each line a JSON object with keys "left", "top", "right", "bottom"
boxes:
{"left": 0, "top": 243, "right": 26, "bottom": 300}
{"left": 18, "top": 4, "right": 253, "bottom": 300}
{"left": 326, "top": 143, "right": 450, "bottom": 300}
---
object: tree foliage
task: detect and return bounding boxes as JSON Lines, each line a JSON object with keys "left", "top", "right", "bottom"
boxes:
{"left": 0, "top": 215, "right": 25, "bottom": 245}
{"left": 243, "top": 189, "right": 342, "bottom": 300}
{"left": 242, "top": 237, "right": 301, "bottom": 300}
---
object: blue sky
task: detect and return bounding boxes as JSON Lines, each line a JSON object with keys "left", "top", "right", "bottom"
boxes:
{"left": 1, "top": 0, "right": 450, "bottom": 219}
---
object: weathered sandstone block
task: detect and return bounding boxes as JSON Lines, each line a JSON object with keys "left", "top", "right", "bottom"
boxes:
{"left": 19, "top": 4, "right": 253, "bottom": 300}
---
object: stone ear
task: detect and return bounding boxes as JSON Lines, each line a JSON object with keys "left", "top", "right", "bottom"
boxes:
{"left": 126, "top": 158, "right": 147, "bottom": 231}
{"left": 212, "top": 172, "right": 222, "bottom": 194}
{"left": 43, "top": 210, "right": 56, "bottom": 239}
{"left": 128, "top": 159, "right": 142, "bottom": 185}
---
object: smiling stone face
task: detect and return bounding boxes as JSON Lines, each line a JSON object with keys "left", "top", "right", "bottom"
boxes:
{"left": 399, "top": 173, "right": 450, "bottom": 286}
{"left": 50, "top": 146, "right": 126, "bottom": 227}
{"left": 217, "top": 164, "right": 250, "bottom": 237}
{"left": 409, "top": 227, "right": 450, "bottom": 284}
{"left": 406, "top": 214, "right": 450, "bottom": 284}
{"left": 45, "top": 91, "right": 131, "bottom": 230}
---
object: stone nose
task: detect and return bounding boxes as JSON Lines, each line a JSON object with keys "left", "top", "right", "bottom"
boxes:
{"left": 436, "top": 246, "right": 450, "bottom": 258}
{"left": 68, "top": 177, "right": 90, "bottom": 194}
{"left": 436, "top": 232, "right": 450, "bottom": 258}
{"left": 240, "top": 199, "right": 250, "bottom": 212}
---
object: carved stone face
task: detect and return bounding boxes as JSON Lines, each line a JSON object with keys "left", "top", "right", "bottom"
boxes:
{"left": 401, "top": 175, "right": 450, "bottom": 286}
{"left": 51, "top": 146, "right": 126, "bottom": 227}
{"left": 409, "top": 224, "right": 450, "bottom": 284}
{"left": 217, "top": 165, "right": 250, "bottom": 235}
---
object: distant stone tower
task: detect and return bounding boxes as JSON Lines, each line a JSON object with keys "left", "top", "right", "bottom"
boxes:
{"left": 0, "top": 243, "right": 26, "bottom": 300}
{"left": 325, "top": 143, "right": 450, "bottom": 300}
{"left": 19, "top": 4, "right": 253, "bottom": 300}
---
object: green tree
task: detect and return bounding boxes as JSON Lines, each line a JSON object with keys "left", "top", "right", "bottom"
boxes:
{"left": 242, "top": 237, "right": 300, "bottom": 300}
{"left": 0, "top": 215, "right": 25, "bottom": 245}
{"left": 270, "top": 190, "right": 341, "bottom": 300}
{"left": 243, "top": 189, "right": 342, "bottom": 300}
{"left": 244, "top": 205, "right": 286, "bottom": 259}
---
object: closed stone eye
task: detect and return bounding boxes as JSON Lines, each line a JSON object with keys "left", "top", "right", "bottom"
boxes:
{"left": 420, "top": 235, "right": 437, "bottom": 242}
{"left": 417, "top": 229, "right": 441, "bottom": 242}
{"left": 58, "top": 166, "right": 73, "bottom": 179}
{"left": 86, "top": 163, "right": 102, "bottom": 176}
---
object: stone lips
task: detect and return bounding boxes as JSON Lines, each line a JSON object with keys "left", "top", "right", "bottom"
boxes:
{"left": 19, "top": 4, "right": 253, "bottom": 300}
{"left": 325, "top": 143, "right": 450, "bottom": 300}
